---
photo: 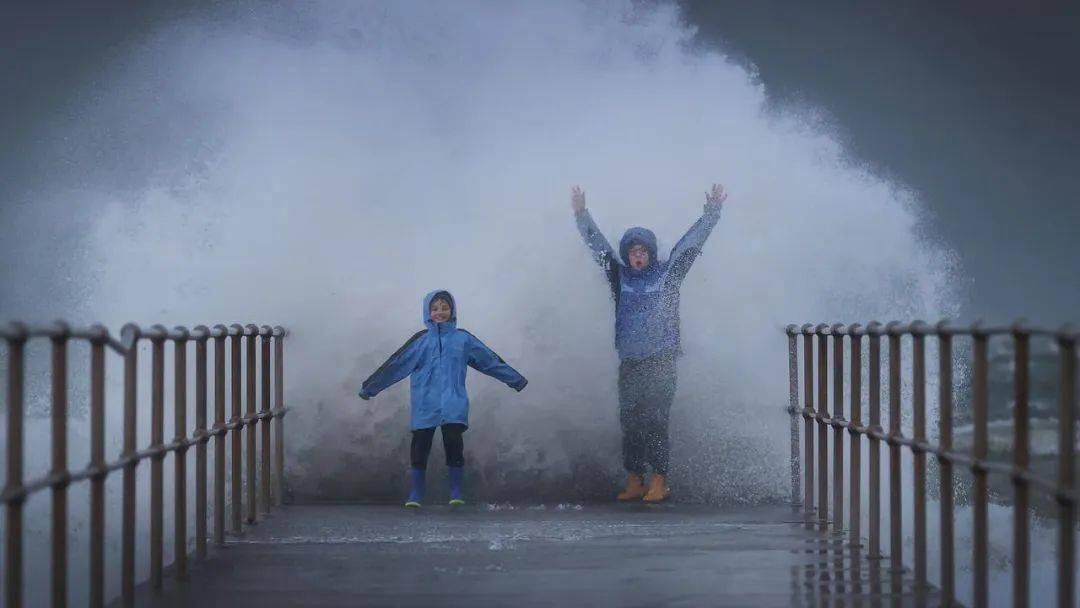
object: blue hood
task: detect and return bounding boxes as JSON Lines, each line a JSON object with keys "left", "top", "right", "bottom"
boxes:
{"left": 423, "top": 289, "right": 457, "bottom": 331}
{"left": 619, "top": 227, "right": 658, "bottom": 267}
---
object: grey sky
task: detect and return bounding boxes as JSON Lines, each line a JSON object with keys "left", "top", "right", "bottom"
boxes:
{"left": 679, "top": 0, "right": 1080, "bottom": 323}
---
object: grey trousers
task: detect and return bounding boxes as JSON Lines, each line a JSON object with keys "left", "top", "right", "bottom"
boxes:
{"left": 618, "top": 353, "right": 677, "bottom": 476}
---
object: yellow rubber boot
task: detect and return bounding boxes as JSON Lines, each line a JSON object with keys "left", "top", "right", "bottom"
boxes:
{"left": 642, "top": 474, "right": 669, "bottom": 503}
{"left": 616, "top": 474, "right": 647, "bottom": 501}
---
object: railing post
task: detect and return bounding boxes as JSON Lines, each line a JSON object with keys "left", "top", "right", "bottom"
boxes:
{"left": 1012, "top": 324, "right": 1030, "bottom": 608}
{"left": 4, "top": 323, "right": 27, "bottom": 608}
{"left": 937, "top": 324, "right": 955, "bottom": 605}
{"left": 848, "top": 324, "right": 862, "bottom": 548}
{"left": 149, "top": 326, "right": 166, "bottom": 591}
{"left": 866, "top": 321, "right": 882, "bottom": 559}
{"left": 886, "top": 322, "right": 903, "bottom": 576}
{"left": 972, "top": 324, "right": 989, "bottom": 608}
{"left": 260, "top": 328, "right": 272, "bottom": 515}
{"left": 193, "top": 326, "right": 209, "bottom": 560}
{"left": 802, "top": 325, "right": 815, "bottom": 516}
{"left": 213, "top": 326, "right": 227, "bottom": 545}
{"left": 172, "top": 327, "right": 189, "bottom": 580}
{"left": 274, "top": 330, "right": 286, "bottom": 506}
{"left": 88, "top": 326, "right": 107, "bottom": 608}
{"left": 787, "top": 326, "right": 801, "bottom": 506}
{"left": 911, "top": 321, "right": 928, "bottom": 594}
{"left": 121, "top": 323, "right": 139, "bottom": 608}
{"left": 1057, "top": 329, "right": 1076, "bottom": 608}
{"left": 245, "top": 324, "right": 258, "bottom": 524}
{"left": 816, "top": 324, "right": 829, "bottom": 527}
{"left": 229, "top": 324, "right": 243, "bottom": 534}
{"left": 50, "top": 322, "right": 70, "bottom": 608}
{"left": 831, "top": 324, "right": 845, "bottom": 531}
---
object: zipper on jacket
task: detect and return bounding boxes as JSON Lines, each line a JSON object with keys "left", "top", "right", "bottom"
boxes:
{"left": 437, "top": 324, "right": 442, "bottom": 355}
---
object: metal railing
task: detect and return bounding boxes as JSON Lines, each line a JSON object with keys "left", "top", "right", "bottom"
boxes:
{"left": 785, "top": 321, "right": 1078, "bottom": 608}
{"left": 1, "top": 321, "right": 289, "bottom": 608}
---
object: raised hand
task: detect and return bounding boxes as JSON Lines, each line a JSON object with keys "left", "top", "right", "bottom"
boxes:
{"left": 705, "top": 183, "right": 727, "bottom": 208}
{"left": 571, "top": 185, "right": 586, "bottom": 214}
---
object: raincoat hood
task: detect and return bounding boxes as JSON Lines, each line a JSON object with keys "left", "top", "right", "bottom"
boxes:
{"left": 423, "top": 289, "right": 457, "bottom": 331}
{"left": 619, "top": 227, "right": 658, "bottom": 267}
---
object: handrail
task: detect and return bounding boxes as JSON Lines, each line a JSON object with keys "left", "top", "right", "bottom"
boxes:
{"left": 2, "top": 320, "right": 290, "bottom": 608}
{"left": 785, "top": 319, "right": 1077, "bottom": 608}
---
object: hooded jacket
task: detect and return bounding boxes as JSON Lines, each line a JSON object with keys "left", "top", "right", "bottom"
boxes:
{"left": 358, "top": 290, "right": 527, "bottom": 430}
{"left": 575, "top": 203, "right": 722, "bottom": 361}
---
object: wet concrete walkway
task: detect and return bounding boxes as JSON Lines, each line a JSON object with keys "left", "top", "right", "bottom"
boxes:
{"left": 126, "top": 503, "right": 947, "bottom": 607}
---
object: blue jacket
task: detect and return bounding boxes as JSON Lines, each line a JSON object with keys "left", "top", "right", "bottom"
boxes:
{"left": 575, "top": 203, "right": 722, "bottom": 361}
{"left": 358, "top": 290, "right": 528, "bottom": 430}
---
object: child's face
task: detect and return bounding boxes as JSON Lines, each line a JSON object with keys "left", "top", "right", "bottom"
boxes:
{"left": 628, "top": 244, "right": 650, "bottom": 270}
{"left": 429, "top": 299, "right": 452, "bottom": 323}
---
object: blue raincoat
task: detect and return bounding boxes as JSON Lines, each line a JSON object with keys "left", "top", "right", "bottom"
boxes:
{"left": 575, "top": 202, "right": 722, "bottom": 361}
{"left": 358, "top": 290, "right": 528, "bottom": 430}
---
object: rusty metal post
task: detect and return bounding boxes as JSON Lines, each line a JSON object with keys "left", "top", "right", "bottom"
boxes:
{"left": 972, "top": 327, "right": 989, "bottom": 608}
{"left": 4, "top": 324, "right": 27, "bottom": 608}
{"left": 274, "top": 331, "right": 285, "bottom": 506}
{"left": 260, "top": 329, "right": 272, "bottom": 515}
{"left": 886, "top": 322, "right": 902, "bottom": 572}
{"left": 831, "top": 324, "right": 845, "bottom": 530}
{"left": 172, "top": 328, "right": 189, "bottom": 580}
{"left": 213, "top": 327, "right": 227, "bottom": 544}
{"left": 937, "top": 326, "right": 955, "bottom": 605}
{"left": 150, "top": 328, "right": 165, "bottom": 591}
{"left": 230, "top": 325, "right": 243, "bottom": 534}
{"left": 121, "top": 323, "right": 139, "bottom": 608}
{"left": 1057, "top": 330, "right": 1076, "bottom": 608}
{"left": 89, "top": 327, "right": 107, "bottom": 608}
{"left": 816, "top": 324, "right": 829, "bottom": 526}
{"left": 1012, "top": 325, "right": 1030, "bottom": 608}
{"left": 787, "top": 327, "right": 801, "bottom": 506}
{"left": 911, "top": 322, "right": 927, "bottom": 592}
{"left": 802, "top": 325, "right": 815, "bottom": 515}
{"left": 50, "top": 324, "right": 70, "bottom": 608}
{"left": 245, "top": 325, "right": 258, "bottom": 523}
{"left": 867, "top": 321, "right": 882, "bottom": 558}
{"left": 848, "top": 325, "right": 862, "bottom": 547}
{"left": 193, "top": 327, "right": 208, "bottom": 560}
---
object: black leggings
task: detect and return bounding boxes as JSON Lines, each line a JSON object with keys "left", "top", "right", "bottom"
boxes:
{"left": 410, "top": 423, "right": 466, "bottom": 470}
{"left": 618, "top": 353, "right": 677, "bottom": 476}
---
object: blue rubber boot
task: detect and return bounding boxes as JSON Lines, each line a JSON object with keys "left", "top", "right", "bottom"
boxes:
{"left": 448, "top": 466, "right": 465, "bottom": 506}
{"left": 405, "top": 468, "right": 425, "bottom": 508}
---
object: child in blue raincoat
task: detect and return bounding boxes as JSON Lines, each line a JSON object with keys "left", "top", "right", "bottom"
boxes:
{"left": 358, "top": 290, "right": 528, "bottom": 507}
{"left": 571, "top": 184, "right": 727, "bottom": 503}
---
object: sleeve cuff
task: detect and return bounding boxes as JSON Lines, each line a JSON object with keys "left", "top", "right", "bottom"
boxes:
{"left": 511, "top": 378, "right": 528, "bottom": 392}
